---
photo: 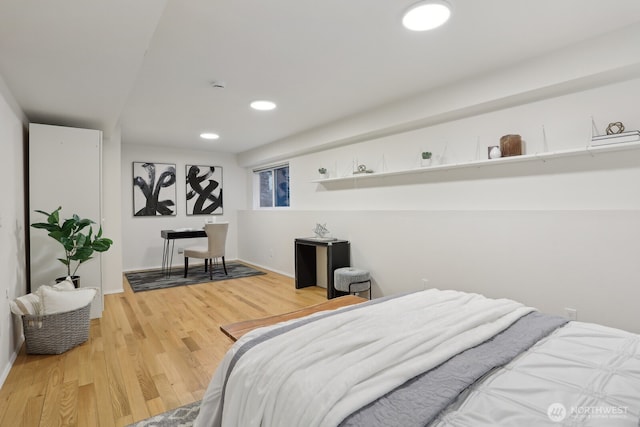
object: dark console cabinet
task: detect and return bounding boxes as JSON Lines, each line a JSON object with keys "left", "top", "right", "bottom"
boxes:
{"left": 294, "top": 238, "right": 350, "bottom": 299}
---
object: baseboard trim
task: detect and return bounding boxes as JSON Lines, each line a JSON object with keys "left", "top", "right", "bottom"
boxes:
{"left": 236, "top": 258, "right": 293, "bottom": 279}
{"left": 0, "top": 336, "right": 23, "bottom": 389}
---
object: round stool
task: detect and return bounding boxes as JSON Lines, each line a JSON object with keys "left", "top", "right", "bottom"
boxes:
{"left": 334, "top": 267, "right": 371, "bottom": 299}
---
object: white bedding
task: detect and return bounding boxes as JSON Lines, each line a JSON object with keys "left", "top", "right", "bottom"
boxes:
{"left": 195, "top": 289, "right": 533, "bottom": 427}
{"left": 430, "top": 321, "right": 640, "bottom": 426}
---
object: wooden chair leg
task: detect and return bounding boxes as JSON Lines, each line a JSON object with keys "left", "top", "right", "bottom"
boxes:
{"left": 184, "top": 257, "right": 189, "bottom": 278}
{"left": 205, "top": 258, "right": 208, "bottom": 272}
{"left": 222, "top": 256, "right": 228, "bottom": 275}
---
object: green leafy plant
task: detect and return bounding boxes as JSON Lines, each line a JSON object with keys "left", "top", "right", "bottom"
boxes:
{"left": 318, "top": 167, "right": 327, "bottom": 174}
{"left": 31, "top": 206, "right": 113, "bottom": 277}
{"left": 421, "top": 151, "right": 432, "bottom": 159}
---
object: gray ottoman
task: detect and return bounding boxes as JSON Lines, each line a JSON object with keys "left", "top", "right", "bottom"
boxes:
{"left": 334, "top": 267, "right": 371, "bottom": 299}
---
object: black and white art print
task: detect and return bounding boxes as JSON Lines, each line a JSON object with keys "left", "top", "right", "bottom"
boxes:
{"left": 186, "top": 165, "right": 223, "bottom": 215}
{"left": 133, "top": 162, "right": 177, "bottom": 216}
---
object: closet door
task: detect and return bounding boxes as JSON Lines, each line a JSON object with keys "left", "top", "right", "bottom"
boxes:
{"left": 29, "top": 123, "right": 103, "bottom": 318}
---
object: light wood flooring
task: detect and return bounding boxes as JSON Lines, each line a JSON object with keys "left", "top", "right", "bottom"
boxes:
{"left": 0, "top": 265, "right": 327, "bottom": 426}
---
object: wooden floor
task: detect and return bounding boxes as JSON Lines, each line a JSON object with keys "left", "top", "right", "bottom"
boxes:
{"left": 0, "top": 266, "right": 327, "bottom": 426}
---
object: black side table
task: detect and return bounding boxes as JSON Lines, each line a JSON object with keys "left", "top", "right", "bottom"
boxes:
{"left": 294, "top": 238, "right": 350, "bottom": 299}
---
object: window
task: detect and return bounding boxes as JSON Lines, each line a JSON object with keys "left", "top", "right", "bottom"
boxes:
{"left": 254, "top": 164, "right": 290, "bottom": 208}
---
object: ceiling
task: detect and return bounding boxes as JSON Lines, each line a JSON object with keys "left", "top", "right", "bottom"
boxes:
{"left": 1, "top": 1, "right": 640, "bottom": 154}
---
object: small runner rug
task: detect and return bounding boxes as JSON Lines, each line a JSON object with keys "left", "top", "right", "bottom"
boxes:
{"left": 125, "top": 261, "right": 265, "bottom": 292}
{"left": 127, "top": 400, "right": 201, "bottom": 427}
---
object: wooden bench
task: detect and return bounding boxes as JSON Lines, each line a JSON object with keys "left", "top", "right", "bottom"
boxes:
{"left": 220, "top": 295, "right": 367, "bottom": 341}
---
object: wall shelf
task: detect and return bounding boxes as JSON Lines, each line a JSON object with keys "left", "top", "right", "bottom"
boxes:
{"left": 311, "top": 140, "right": 640, "bottom": 184}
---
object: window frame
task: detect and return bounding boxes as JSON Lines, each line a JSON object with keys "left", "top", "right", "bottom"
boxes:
{"left": 252, "top": 163, "right": 290, "bottom": 209}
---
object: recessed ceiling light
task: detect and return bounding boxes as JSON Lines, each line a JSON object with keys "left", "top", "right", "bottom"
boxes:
{"left": 402, "top": 1, "right": 451, "bottom": 31}
{"left": 200, "top": 133, "right": 220, "bottom": 140}
{"left": 250, "top": 100, "right": 277, "bottom": 111}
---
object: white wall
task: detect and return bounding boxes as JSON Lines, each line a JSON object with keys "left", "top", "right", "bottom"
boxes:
{"left": 0, "top": 79, "right": 27, "bottom": 387}
{"left": 238, "top": 75, "right": 640, "bottom": 333}
{"left": 239, "top": 209, "right": 640, "bottom": 332}
{"left": 121, "top": 144, "right": 246, "bottom": 272}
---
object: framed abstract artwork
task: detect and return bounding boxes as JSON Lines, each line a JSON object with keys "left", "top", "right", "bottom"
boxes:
{"left": 186, "top": 165, "right": 223, "bottom": 215}
{"left": 132, "top": 162, "right": 177, "bottom": 216}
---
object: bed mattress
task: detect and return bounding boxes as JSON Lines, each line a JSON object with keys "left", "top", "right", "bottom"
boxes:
{"left": 195, "top": 289, "right": 640, "bottom": 427}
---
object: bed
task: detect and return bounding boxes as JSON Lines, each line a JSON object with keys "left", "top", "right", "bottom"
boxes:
{"left": 195, "top": 289, "right": 640, "bottom": 426}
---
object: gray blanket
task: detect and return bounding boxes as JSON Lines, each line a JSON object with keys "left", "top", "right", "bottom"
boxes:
{"left": 339, "top": 311, "right": 568, "bottom": 427}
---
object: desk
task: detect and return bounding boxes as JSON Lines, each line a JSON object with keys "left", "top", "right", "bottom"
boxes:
{"left": 161, "top": 229, "right": 206, "bottom": 276}
{"left": 295, "top": 237, "right": 350, "bottom": 299}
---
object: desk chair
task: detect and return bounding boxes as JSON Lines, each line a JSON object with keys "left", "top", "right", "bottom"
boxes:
{"left": 184, "top": 222, "right": 228, "bottom": 279}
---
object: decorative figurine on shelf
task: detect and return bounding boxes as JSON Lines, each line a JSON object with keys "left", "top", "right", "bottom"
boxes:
{"left": 313, "top": 223, "right": 330, "bottom": 238}
{"left": 488, "top": 146, "right": 502, "bottom": 159}
{"left": 353, "top": 164, "right": 373, "bottom": 174}
{"left": 606, "top": 122, "right": 625, "bottom": 135}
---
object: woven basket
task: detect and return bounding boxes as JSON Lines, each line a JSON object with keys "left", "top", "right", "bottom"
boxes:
{"left": 21, "top": 303, "right": 91, "bottom": 355}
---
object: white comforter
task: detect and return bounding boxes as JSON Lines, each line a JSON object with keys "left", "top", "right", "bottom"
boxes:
{"left": 195, "top": 289, "right": 533, "bottom": 427}
{"left": 429, "top": 321, "right": 640, "bottom": 426}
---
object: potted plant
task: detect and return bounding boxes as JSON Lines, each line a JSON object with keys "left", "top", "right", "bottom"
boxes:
{"left": 318, "top": 167, "right": 328, "bottom": 178}
{"left": 421, "top": 151, "right": 432, "bottom": 167}
{"left": 31, "top": 206, "right": 113, "bottom": 287}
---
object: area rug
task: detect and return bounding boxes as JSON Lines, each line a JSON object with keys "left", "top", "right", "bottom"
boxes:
{"left": 127, "top": 400, "right": 201, "bottom": 427}
{"left": 125, "top": 261, "right": 265, "bottom": 292}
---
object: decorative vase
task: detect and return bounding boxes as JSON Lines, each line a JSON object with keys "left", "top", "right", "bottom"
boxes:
{"left": 499, "top": 134, "right": 522, "bottom": 157}
{"left": 489, "top": 146, "right": 502, "bottom": 159}
{"left": 421, "top": 157, "right": 432, "bottom": 167}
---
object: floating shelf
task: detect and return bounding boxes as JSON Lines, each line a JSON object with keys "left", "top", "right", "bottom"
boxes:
{"left": 311, "top": 140, "right": 640, "bottom": 184}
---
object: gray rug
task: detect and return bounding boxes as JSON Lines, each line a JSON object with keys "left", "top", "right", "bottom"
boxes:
{"left": 125, "top": 261, "right": 265, "bottom": 292}
{"left": 127, "top": 400, "right": 200, "bottom": 426}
